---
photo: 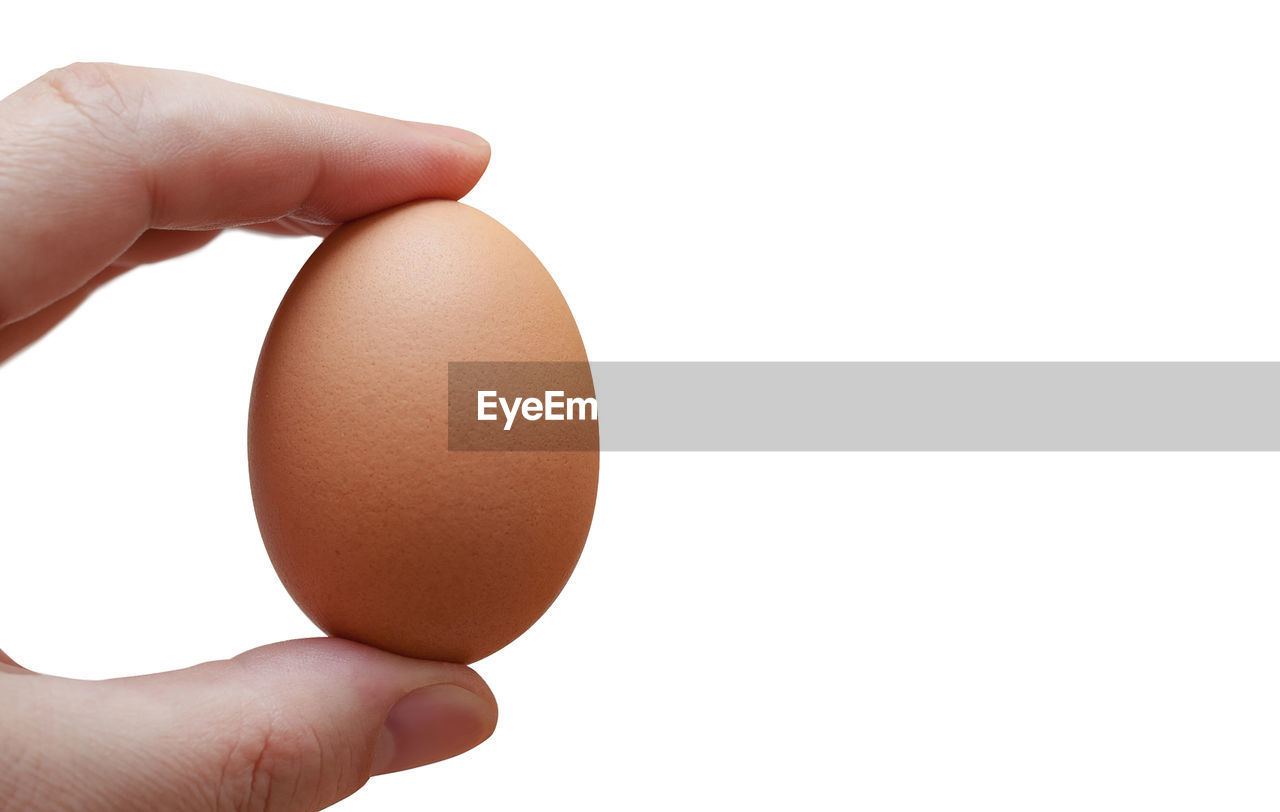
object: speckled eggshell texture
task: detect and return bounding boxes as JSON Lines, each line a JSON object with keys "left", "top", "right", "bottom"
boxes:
{"left": 247, "top": 200, "right": 598, "bottom": 664}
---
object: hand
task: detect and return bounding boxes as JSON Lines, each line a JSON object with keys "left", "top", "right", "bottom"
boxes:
{"left": 0, "top": 63, "right": 498, "bottom": 810}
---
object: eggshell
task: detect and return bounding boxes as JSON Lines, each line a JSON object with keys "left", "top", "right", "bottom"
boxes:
{"left": 247, "top": 200, "right": 598, "bottom": 664}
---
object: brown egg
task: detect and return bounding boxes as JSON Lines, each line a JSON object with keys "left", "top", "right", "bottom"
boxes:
{"left": 247, "top": 200, "right": 598, "bottom": 664}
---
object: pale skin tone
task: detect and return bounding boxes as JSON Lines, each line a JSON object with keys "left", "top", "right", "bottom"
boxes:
{"left": 0, "top": 63, "right": 499, "bottom": 810}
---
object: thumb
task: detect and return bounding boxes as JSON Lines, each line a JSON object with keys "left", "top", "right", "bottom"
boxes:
{"left": 2, "top": 638, "right": 498, "bottom": 811}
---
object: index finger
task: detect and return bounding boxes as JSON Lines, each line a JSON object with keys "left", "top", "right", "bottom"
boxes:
{"left": 0, "top": 62, "right": 491, "bottom": 326}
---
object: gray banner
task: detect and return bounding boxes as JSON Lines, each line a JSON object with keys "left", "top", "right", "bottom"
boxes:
{"left": 587, "top": 362, "right": 1280, "bottom": 451}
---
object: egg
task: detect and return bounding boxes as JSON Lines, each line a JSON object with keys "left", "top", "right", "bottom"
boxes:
{"left": 247, "top": 200, "right": 598, "bottom": 664}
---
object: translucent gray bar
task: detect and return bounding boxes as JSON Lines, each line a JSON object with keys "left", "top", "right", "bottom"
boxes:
{"left": 591, "top": 362, "right": 1280, "bottom": 451}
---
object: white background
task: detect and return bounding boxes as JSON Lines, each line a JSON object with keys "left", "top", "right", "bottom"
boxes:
{"left": 3, "top": 2, "right": 1280, "bottom": 810}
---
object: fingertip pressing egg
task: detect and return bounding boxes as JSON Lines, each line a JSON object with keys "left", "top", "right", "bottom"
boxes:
{"left": 247, "top": 200, "right": 598, "bottom": 664}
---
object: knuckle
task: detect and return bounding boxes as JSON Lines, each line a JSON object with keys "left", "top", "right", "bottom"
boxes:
{"left": 217, "top": 713, "right": 289, "bottom": 812}
{"left": 36, "top": 62, "right": 146, "bottom": 137}
{"left": 215, "top": 708, "right": 353, "bottom": 812}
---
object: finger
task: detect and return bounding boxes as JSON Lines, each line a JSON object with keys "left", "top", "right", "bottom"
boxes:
{"left": 242, "top": 219, "right": 338, "bottom": 238}
{"left": 0, "top": 638, "right": 498, "bottom": 811}
{"left": 0, "top": 285, "right": 93, "bottom": 364}
{"left": 0, "top": 648, "right": 25, "bottom": 672}
{"left": 112, "top": 228, "right": 221, "bottom": 268}
{"left": 0, "top": 62, "right": 491, "bottom": 327}
{"left": 0, "top": 230, "right": 220, "bottom": 362}
{"left": 0, "top": 264, "right": 126, "bottom": 363}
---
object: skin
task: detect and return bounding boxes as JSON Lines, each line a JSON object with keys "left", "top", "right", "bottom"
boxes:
{"left": 0, "top": 63, "right": 499, "bottom": 811}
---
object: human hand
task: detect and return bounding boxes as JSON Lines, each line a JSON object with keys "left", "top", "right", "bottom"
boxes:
{"left": 0, "top": 63, "right": 498, "bottom": 810}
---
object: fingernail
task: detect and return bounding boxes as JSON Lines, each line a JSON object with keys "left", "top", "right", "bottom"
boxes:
{"left": 372, "top": 684, "right": 495, "bottom": 776}
{"left": 413, "top": 122, "right": 491, "bottom": 151}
